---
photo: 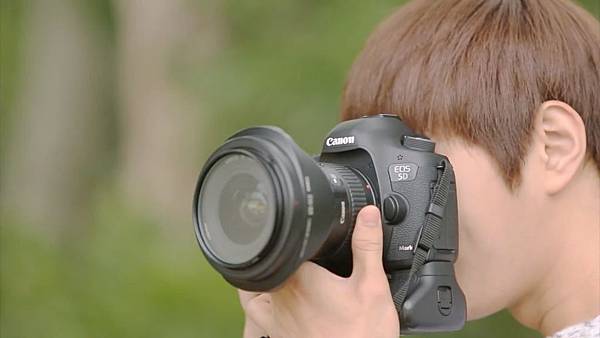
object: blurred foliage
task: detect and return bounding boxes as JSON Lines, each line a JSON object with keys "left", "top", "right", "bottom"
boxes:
{"left": 0, "top": 0, "right": 22, "bottom": 132}
{"left": 188, "top": 0, "right": 407, "bottom": 154}
{"left": 1, "top": 0, "right": 598, "bottom": 337}
{"left": 1, "top": 192, "right": 243, "bottom": 338}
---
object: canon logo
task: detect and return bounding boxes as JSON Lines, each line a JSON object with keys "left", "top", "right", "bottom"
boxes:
{"left": 325, "top": 136, "right": 355, "bottom": 147}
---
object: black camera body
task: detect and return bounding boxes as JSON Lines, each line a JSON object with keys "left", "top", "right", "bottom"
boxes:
{"left": 315, "top": 114, "right": 466, "bottom": 333}
{"left": 193, "top": 114, "right": 466, "bottom": 334}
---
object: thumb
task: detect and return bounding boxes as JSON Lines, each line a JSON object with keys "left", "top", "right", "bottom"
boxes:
{"left": 351, "top": 205, "right": 386, "bottom": 283}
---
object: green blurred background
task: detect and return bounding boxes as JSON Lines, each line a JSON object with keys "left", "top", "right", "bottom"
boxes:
{"left": 1, "top": 1, "right": 598, "bottom": 337}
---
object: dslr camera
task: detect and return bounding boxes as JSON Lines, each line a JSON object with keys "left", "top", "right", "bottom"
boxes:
{"left": 193, "top": 114, "right": 466, "bottom": 334}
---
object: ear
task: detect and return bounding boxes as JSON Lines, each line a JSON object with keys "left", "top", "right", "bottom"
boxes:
{"left": 533, "top": 100, "right": 587, "bottom": 195}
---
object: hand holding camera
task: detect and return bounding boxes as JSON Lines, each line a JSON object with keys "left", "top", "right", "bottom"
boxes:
{"left": 193, "top": 115, "right": 466, "bottom": 334}
{"left": 239, "top": 206, "right": 399, "bottom": 338}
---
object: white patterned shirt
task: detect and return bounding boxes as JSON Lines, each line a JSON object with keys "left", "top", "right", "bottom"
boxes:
{"left": 547, "top": 315, "right": 600, "bottom": 338}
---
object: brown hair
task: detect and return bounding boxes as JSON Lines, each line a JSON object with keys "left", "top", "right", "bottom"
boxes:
{"left": 341, "top": 0, "right": 600, "bottom": 187}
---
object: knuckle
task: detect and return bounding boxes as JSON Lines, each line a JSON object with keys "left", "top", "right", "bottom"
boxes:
{"left": 245, "top": 298, "right": 258, "bottom": 312}
{"left": 239, "top": 293, "right": 259, "bottom": 311}
{"left": 243, "top": 294, "right": 269, "bottom": 314}
{"left": 244, "top": 300, "right": 265, "bottom": 320}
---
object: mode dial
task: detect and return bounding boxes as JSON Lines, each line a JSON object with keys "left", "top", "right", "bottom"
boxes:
{"left": 403, "top": 135, "right": 436, "bottom": 152}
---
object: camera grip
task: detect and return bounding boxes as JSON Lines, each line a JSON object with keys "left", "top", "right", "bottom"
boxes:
{"left": 397, "top": 261, "right": 466, "bottom": 333}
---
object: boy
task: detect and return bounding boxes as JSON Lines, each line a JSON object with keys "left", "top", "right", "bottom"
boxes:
{"left": 240, "top": 0, "right": 600, "bottom": 337}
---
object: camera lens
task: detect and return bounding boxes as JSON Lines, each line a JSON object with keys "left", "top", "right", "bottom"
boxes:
{"left": 197, "top": 153, "right": 277, "bottom": 265}
{"left": 193, "top": 126, "right": 375, "bottom": 291}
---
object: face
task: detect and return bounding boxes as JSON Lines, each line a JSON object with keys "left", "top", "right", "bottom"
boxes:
{"left": 433, "top": 138, "right": 552, "bottom": 320}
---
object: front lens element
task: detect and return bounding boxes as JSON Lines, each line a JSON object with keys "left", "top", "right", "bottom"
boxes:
{"left": 198, "top": 153, "right": 276, "bottom": 265}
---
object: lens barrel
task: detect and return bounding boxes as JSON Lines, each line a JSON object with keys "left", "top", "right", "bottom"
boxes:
{"left": 311, "top": 163, "right": 374, "bottom": 276}
{"left": 193, "top": 126, "right": 374, "bottom": 291}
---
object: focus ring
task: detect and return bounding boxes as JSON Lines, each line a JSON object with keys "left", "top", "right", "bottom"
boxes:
{"left": 326, "top": 165, "right": 372, "bottom": 258}
{"left": 331, "top": 165, "right": 368, "bottom": 224}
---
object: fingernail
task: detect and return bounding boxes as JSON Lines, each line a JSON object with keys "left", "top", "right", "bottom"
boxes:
{"left": 360, "top": 206, "right": 380, "bottom": 227}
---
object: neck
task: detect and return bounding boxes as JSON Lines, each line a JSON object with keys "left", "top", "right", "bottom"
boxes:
{"left": 510, "top": 165, "right": 600, "bottom": 336}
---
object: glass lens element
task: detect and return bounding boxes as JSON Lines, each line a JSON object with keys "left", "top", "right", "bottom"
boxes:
{"left": 198, "top": 153, "right": 276, "bottom": 265}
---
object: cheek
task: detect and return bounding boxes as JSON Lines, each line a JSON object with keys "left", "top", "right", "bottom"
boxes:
{"left": 454, "top": 179, "right": 514, "bottom": 319}
{"left": 446, "top": 149, "right": 530, "bottom": 319}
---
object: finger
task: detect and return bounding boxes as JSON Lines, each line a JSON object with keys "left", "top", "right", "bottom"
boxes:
{"left": 238, "top": 289, "right": 263, "bottom": 310}
{"left": 245, "top": 293, "right": 273, "bottom": 333}
{"left": 238, "top": 290, "right": 271, "bottom": 337}
{"left": 350, "top": 205, "right": 386, "bottom": 283}
{"left": 243, "top": 316, "right": 269, "bottom": 338}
